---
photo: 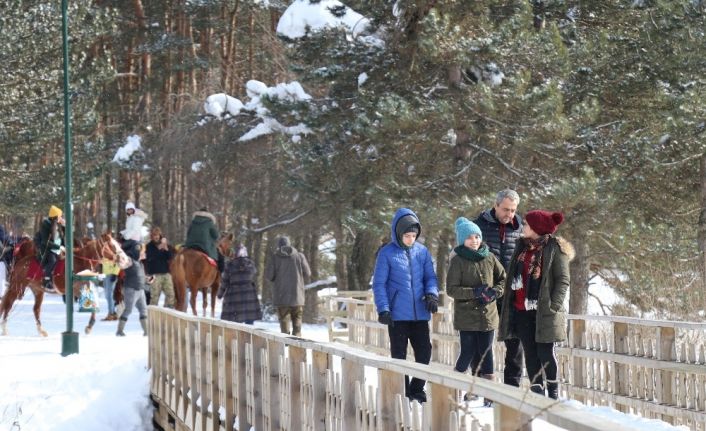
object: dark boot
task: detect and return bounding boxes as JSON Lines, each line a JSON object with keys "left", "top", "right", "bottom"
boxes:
{"left": 481, "top": 374, "right": 494, "bottom": 407}
{"left": 116, "top": 319, "right": 127, "bottom": 336}
{"left": 547, "top": 381, "right": 559, "bottom": 400}
{"left": 139, "top": 317, "right": 148, "bottom": 336}
{"left": 42, "top": 278, "right": 58, "bottom": 294}
{"left": 217, "top": 253, "right": 225, "bottom": 273}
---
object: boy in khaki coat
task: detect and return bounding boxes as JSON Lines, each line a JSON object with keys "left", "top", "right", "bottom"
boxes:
{"left": 446, "top": 217, "right": 505, "bottom": 405}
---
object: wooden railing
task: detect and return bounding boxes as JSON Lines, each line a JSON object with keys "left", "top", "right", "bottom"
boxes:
{"left": 323, "top": 291, "right": 706, "bottom": 430}
{"left": 147, "top": 306, "right": 643, "bottom": 431}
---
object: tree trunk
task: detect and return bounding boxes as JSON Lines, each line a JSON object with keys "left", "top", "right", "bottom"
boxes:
{"left": 435, "top": 228, "right": 452, "bottom": 294}
{"left": 105, "top": 171, "right": 113, "bottom": 234}
{"left": 332, "top": 216, "right": 348, "bottom": 291}
{"left": 307, "top": 229, "right": 320, "bottom": 281}
{"left": 347, "top": 229, "right": 377, "bottom": 291}
{"left": 698, "top": 154, "right": 706, "bottom": 309}
{"left": 569, "top": 235, "right": 590, "bottom": 314}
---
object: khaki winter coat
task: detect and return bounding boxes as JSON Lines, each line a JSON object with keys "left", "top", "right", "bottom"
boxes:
{"left": 497, "top": 236, "right": 575, "bottom": 343}
{"left": 446, "top": 252, "right": 506, "bottom": 331}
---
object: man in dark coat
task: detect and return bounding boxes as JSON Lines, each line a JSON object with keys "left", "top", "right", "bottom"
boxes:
{"left": 145, "top": 227, "right": 175, "bottom": 308}
{"left": 36, "top": 205, "right": 66, "bottom": 293}
{"left": 474, "top": 189, "right": 524, "bottom": 388}
{"left": 265, "top": 236, "right": 311, "bottom": 336}
{"left": 184, "top": 208, "right": 224, "bottom": 272}
{"left": 218, "top": 245, "right": 261, "bottom": 324}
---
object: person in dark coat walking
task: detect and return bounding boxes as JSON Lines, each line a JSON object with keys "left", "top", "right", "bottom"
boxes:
{"left": 116, "top": 240, "right": 148, "bottom": 337}
{"left": 184, "top": 208, "right": 224, "bottom": 272}
{"left": 372, "top": 208, "right": 439, "bottom": 404}
{"left": 474, "top": 189, "right": 524, "bottom": 387}
{"left": 498, "top": 210, "right": 574, "bottom": 399}
{"left": 218, "top": 244, "right": 262, "bottom": 324}
{"left": 265, "top": 236, "right": 311, "bottom": 336}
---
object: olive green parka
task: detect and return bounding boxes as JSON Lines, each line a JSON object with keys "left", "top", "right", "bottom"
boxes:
{"left": 497, "top": 236, "right": 575, "bottom": 343}
{"left": 446, "top": 250, "right": 506, "bottom": 331}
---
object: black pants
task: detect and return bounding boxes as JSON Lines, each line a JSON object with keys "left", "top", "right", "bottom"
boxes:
{"left": 388, "top": 321, "right": 432, "bottom": 397}
{"left": 515, "top": 310, "right": 559, "bottom": 398}
{"left": 455, "top": 330, "right": 494, "bottom": 376}
{"left": 503, "top": 338, "right": 524, "bottom": 386}
{"left": 41, "top": 252, "right": 58, "bottom": 283}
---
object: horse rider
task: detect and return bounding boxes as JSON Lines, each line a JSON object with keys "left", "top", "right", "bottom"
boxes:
{"left": 121, "top": 201, "right": 148, "bottom": 243}
{"left": 36, "top": 205, "right": 66, "bottom": 293}
{"left": 184, "top": 207, "right": 224, "bottom": 272}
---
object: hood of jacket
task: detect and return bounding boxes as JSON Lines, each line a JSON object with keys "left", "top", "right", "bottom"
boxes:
{"left": 390, "top": 208, "right": 421, "bottom": 248}
{"left": 191, "top": 211, "right": 216, "bottom": 225}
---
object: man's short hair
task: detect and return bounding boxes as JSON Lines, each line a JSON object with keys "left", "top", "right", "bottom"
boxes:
{"left": 495, "top": 189, "right": 520, "bottom": 205}
{"left": 151, "top": 227, "right": 162, "bottom": 236}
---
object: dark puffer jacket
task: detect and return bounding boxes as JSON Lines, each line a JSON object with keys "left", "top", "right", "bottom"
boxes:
{"left": 218, "top": 256, "right": 262, "bottom": 322}
{"left": 121, "top": 240, "right": 145, "bottom": 291}
{"left": 474, "top": 209, "right": 523, "bottom": 269}
{"left": 184, "top": 211, "right": 219, "bottom": 260}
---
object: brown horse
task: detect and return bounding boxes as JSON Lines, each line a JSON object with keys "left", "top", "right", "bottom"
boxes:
{"left": 0, "top": 237, "right": 116, "bottom": 336}
{"left": 171, "top": 233, "right": 233, "bottom": 316}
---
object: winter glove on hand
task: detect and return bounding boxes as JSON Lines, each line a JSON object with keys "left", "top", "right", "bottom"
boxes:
{"left": 479, "top": 285, "right": 497, "bottom": 305}
{"left": 472, "top": 284, "right": 488, "bottom": 300}
{"left": 378, "top": 311, "right": 393, "bottom": 326}
{"left": 424, "top": 294, "right": 439, "bottom": 313}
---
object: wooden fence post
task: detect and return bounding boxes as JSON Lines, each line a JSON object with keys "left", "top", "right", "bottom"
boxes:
{"left": 612, "top": 322, "right": 629, "bottom": 413}
{"left": 569, "top": 318, "right": 586, "bottom": 402}
{"left": 657, "top": 326, "right": 676, "bottom": 424}
{"left": 378, "top": 367, "right": 404, "bottom": 430}
{"left": 342, "top": 357, "right": 365, "bottom": 431}
{"left": 312, "top": 351, "right": 328, "bottom": 430}
{"left": 289, "top": 345, "right": 307, "bottom": 429}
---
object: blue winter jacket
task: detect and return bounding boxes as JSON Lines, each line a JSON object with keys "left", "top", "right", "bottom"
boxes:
{"left": 372, "top": 208, "right": 439, "bottom": 321}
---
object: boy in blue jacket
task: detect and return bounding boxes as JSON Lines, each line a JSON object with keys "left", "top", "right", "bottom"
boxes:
{"left": 372, "top": 208, "right": 439, "bottom": 403}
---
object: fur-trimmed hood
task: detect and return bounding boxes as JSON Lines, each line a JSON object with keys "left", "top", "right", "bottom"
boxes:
{"left": 554, "top": 236, "right": 575, "bottom": 261}
{"left": 192, "top": 211, "right": 216, "bottom": 224}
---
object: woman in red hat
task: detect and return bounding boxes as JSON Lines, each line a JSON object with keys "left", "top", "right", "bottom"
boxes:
{"left": 497, "top": 210, "right": 574, "bottom": 399}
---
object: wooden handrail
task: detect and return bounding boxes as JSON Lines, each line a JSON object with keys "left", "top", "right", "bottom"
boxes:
{"left": 147, "top": 306, "right": 645, "bottom": 431}
{"left": 324, "top": 291, "right": 706, "bottom": 430}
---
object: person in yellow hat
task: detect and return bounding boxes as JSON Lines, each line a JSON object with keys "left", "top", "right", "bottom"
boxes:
{"left": 36, "top": 205, "right": 66, "bottom": 293}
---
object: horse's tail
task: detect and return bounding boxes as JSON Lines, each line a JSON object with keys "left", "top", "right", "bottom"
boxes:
{"left": 171, "top": 252, "right": 186, "bottom": 312}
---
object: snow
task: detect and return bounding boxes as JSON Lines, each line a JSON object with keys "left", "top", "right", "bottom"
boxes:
{"left": 0, "top": 291, "right": 328, "bottom": 431}
{"left": 358, "top": 72, "right": 368, "bottom": 87}
{"left": 202, "top": 80, "right": 313, "bottom": 142}
{"left": 276, "top": 0, "right": 371, "bottom": 39}
{"left": 112, "top": 135, "right": 142, "bottom": 165}
{"left": 0, "top": 286, "right": 686, "bottom": 430}
{"left": 191, "top": 161, "right": 204, "bottom": 172}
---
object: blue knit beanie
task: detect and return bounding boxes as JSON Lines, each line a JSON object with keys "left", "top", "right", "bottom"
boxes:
{"left": 455, "top": 217, "right": 482, "bottom": 246}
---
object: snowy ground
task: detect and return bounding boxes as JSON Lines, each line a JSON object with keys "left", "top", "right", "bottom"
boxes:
{"left": 0, "top": 288, "right": 687, "bottom": 431}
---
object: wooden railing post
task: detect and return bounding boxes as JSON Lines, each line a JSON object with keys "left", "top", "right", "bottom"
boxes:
{"left": 289, "top": 345, "right": 306, "bottom": 429}
{"left": 268, "top": 339, "right": 284, "bottom": 430}
{"left": 430, "top": 382, "right": 453, "bottom": 431}
{"left": 237, "top": 330, "right": 251, "bottom": 431}
{"left": 342, "top": 357, "right": 365, "bottom": 431}
{"left": 251, "top": 334, "right": 267, "bottom": 431}
{"left": 222, "top": 326, "right": 236, "bottom": 431}
{"left": 569, "top": 318, "right": 586, "bottom": 402}
{"left": 377, "top": 367, "right": 404, "bottom": 430}
{"left": 311, "top": 351, "right": 328, "bottom": 430}
{"left": 657, "top": 326, "right": 676, "bottom": 423}
{"left": 612, "top": 322, "right": 629, "bottom": 412}
{"left": 495, "top": 402, "right": 532, "bottom": 431}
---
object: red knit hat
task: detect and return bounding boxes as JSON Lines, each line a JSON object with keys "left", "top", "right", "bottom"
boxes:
{"left": 525, "top": 210, "right": 564, "bottom": 235}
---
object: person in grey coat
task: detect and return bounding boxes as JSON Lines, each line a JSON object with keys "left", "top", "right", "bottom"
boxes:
{"left": 117, "top": 240, "right": 148, "bottom": 337}
{"left": 218, "top": 245, "right": 262, "bottom": 324}
{"left": 265, "top": 236, "right": 311, "bottom": 336}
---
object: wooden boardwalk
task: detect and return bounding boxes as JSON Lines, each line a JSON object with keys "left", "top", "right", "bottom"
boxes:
{"left": 147, "top": 306, "right": 647, "bottom": 431}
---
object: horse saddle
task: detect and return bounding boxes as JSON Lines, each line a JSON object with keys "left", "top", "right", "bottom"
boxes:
{"left": 189, "top": 249, "right": 217, "bottom": 268}
{"left": 27, "top": 258, "right": 66, "bottom": 281}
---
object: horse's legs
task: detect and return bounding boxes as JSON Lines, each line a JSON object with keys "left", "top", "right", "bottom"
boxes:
{"left": 33, "top": 292, "right": 48, "bottom": 337}
{"left": 0, "top": 286, "right": 20, "bottom": 336}
{"left": 190, "top": 288, "right": 198, "bottom": 316}
{"left": 210, "top": 285, "right": 217, "bottom": 318}
{"left": 201, "top": 288, "right": 208, "bottom": 317}
{"left": 85, "top": 312, "right": 96, "bottom": 334}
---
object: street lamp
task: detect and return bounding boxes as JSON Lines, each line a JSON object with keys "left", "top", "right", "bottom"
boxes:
{"left": 61, "top": 0, "right": 78, "bottom": 356}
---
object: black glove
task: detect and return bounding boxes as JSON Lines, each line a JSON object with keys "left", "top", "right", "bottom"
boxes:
{"left": 378, "top": 311, "right": 393, "bottom": 326}
{"left": 424, "top": 294, "right": 439, "bottom": 313}
{"left": 480, "top": 286, "right": 495, "bottom": 305}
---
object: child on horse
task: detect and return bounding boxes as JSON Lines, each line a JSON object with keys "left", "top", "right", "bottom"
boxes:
{"left": 36, "top": 205, "right": 66, "bottom": 293}
{"left": 184, "top": 208, "right": 224, "bottom": 272}
{"left": 121, "top": 201, "right": 148, "bottom": 242}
